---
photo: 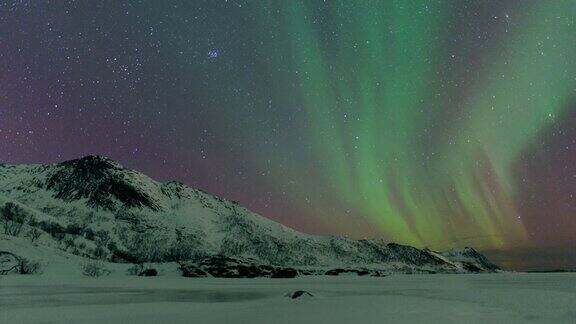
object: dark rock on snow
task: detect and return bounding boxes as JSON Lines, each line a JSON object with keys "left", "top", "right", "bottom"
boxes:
{"left": 138, "top": 269, "right": 158, "bottom": 276}
{"left": 178, "top": 263, "right": 208, "bottom": 278}
{"left": 324, "top": 268, "right": 384, "bottom": 277}
{"left": 271, "top": 267, "right": 298, "bottom": 278}
{"left": 285, "top": 290, "right": 314, "bottom": 299}
{"left": 178, "top": 255, "right": 299, "bottom": 279}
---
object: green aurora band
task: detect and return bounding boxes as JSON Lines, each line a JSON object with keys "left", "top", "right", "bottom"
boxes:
{"left": 255, "top": 1, "right": 576, "bottom": 250}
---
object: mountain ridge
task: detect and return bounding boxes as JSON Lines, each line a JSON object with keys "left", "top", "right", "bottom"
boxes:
{"left": 0, "top": 155, "right": 500, "bottom": 274}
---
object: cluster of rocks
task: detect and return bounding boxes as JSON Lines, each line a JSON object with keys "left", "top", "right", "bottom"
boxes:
{"left": 138, "top": 268, "right": 158, "bottom": 276}
{"left": 178, "top": 255, "right": 298, "bottom": 278}
{"left": 324, "top": 268, "right": 387, "bottom": 277}
{"left": 175, "top": 255, "right": 393, "bottom": 279}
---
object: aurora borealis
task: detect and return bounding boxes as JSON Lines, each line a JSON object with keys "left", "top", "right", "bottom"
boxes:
{"left": 1, "top": 0, "right": 575, "bottom": 269}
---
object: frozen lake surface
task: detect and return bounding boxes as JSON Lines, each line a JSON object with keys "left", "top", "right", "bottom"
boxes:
{"left": 1, "top": 273, "right": 575, "bottom": 323}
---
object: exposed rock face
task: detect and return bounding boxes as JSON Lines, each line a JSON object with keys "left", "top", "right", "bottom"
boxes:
{"left": 45, "top": 156, "right": 161, "bottom": 211}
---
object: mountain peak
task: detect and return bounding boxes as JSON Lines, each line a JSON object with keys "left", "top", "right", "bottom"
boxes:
{"left": 58, "top": 155, "right": 122, "bottom": 171}
{"left": 450, "top": 247, "right": 481, "bottom": 256}
{"left": 46, "top": 155, "right": 161, "bottom": 211}
{"left": 441, "top": 247, "right": 500, "bottom": 271}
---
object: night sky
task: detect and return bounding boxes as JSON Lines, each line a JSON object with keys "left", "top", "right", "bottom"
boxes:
{"left": 1, "top": 0, "right": 576, "bottom": 270}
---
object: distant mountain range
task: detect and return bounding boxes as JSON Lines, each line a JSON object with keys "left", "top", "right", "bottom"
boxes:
{"left": 0, "top": 155, "right": 500, "bottom": 276}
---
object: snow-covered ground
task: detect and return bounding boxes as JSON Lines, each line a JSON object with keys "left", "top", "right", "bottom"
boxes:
{"left": 2, "top": 273, "right": 575, "bottom": 323}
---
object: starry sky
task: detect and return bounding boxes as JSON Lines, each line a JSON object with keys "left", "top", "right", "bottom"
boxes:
{"left": 1, "top": 0, "right": 576, "bottom": 270}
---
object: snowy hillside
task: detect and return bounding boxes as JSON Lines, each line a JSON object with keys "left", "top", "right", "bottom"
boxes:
{"left": 440, "top": 247, "right": 500, "bottom": 272}
{"left": 0, "top": 156, "right": 499, "bottom": 274}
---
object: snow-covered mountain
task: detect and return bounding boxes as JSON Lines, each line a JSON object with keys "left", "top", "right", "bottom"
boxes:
{"left": 440, "top": 247, "right": 500, "bottom": 272}
{"left": 0, "top": 155, "right": 500, "bottom": 274}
